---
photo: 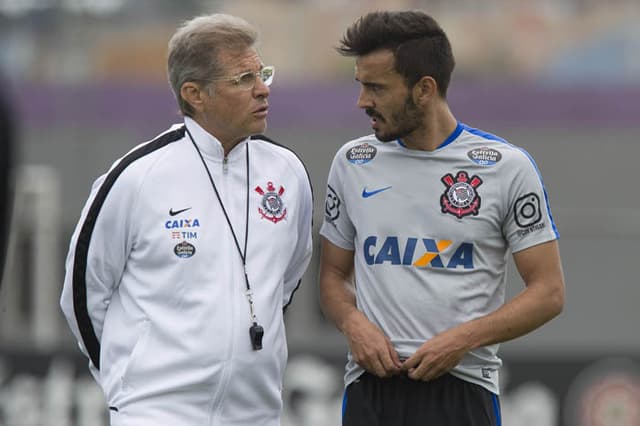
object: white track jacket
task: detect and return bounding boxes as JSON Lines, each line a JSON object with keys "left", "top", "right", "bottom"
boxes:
{"left": 61, "top": 118, "right": 313, "bottom": 426}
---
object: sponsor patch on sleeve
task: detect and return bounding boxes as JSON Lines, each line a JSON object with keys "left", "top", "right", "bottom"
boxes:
{"left": 467, "top": 147, "right": 502, "bottom": 166}
{"left": 515, "top": 192, "right": 546, "bottom": 236}
{"left": 324, "top": 185, "right": 341, "bottom": 222}
{"left": 346, "top": 143, "right": 377, "bottom": 165}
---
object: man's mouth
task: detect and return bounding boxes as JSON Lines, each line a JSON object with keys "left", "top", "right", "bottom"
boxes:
{"left": 253, "top": 105, "right": 269, "bottom": 116}
{"left": 366, "top": 109, "right": 383, "bottom": 123}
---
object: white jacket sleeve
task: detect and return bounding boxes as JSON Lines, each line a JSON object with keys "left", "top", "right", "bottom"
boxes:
{"left": 60, "top": 168, "right": 136, "bottom": 378}
{"left": 282, "top": 163, "right": 313, "bottom": 310}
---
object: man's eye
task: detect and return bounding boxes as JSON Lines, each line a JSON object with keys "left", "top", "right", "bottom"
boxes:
{"left": 238, "top": 72, "right": 256, "bottom": 85}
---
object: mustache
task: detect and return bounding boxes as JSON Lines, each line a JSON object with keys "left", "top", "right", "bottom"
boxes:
{"left": 365, "top": 108, "right": 384, "bottom": 121}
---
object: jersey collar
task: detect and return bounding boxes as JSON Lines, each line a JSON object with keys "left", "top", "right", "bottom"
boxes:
{"left": 396, "top": 121, "right": 463, "bottom": 150}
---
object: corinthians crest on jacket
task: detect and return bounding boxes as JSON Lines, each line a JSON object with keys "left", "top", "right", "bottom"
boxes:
{"left": 255, "top": 181, "right": 287, "bottom": 223}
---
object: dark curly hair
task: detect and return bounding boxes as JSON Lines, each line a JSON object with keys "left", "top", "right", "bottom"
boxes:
{"left": 337, "top": 10, "right": 455, "bottom": 98}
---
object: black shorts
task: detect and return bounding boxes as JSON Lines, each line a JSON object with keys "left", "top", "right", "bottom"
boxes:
{"left": 342, "top": 372, "right": 501, "bottom": 426}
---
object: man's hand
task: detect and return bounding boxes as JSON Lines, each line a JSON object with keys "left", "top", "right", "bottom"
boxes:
{"left": 343, "top": 310, "right": 402, "bottom": 378}
{"left": 401, "top": 327, "right": 470, "bottom": 381}
{"left": 402, "top": 240, "right": 565, "bottom": 382}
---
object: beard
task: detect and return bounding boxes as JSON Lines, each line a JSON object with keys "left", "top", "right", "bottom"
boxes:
{"left": 366, "top": 95, "right": 423, "bottom": 142}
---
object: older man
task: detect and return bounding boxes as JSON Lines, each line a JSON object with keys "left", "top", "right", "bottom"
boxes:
{"left": 61, "top": 14, "right": 313, "bottom": 426}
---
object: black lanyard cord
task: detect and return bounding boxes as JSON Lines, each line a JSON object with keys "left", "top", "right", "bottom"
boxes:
{"left": 186, "top": 127, "right": 251, "bottom": 291}
{"left": 187, "top": 129, "right": 249, "bottom": 266}
{"left": 186, "top": 127, "right": 264, "bottom": 350}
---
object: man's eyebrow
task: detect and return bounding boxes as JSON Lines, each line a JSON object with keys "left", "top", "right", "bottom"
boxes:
{"left": 360, "top": 81, "right": 384, "bottom": 88}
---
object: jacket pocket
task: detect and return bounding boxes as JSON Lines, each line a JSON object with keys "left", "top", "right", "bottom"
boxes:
{"left": 120, "top": 319, "right": 151, "bottom": 392}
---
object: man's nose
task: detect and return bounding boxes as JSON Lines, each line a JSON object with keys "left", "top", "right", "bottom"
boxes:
{"left": 253, "top": 77, "right": 270, "bottom": 97}
{"left": 357, "top": 88, "right": 373, "bottom": 109}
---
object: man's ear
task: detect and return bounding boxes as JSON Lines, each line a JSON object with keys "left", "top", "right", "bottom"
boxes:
{"left": 412, "top": 76, "right": 437, "bottom": 106}
{"left": 180, "top": 82, "right": 207, "bottom": 113}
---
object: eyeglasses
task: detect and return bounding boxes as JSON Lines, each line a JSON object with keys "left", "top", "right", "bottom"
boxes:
{"left": 204, "top": 66, "right": 275, "bottom": 91}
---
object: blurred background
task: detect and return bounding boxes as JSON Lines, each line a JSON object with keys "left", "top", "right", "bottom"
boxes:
{"left": 1, "top": 0, "right": 640, "bottom": 425}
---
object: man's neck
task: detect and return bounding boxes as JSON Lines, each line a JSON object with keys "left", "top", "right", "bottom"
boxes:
{"left": 191, "top": 117, "right": 244, "bottom": 156}
{"left": 402, "top": 105, "right": 457, "bottom": 151}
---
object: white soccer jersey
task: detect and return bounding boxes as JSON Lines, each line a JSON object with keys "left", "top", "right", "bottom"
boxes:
{"left": 320, "top": 122, "right": 559, "bottom": 394}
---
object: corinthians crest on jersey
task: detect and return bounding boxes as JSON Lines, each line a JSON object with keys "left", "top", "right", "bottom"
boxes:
{"left": 440, "top": 171, "right": 483, "bottom": 219}
{"left": 255, "top": 181, "right": 287, "bottom": 223}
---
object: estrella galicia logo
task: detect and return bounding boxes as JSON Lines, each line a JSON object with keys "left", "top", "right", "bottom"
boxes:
{"left": 346, "top": 143, "right": 377, "bottom": 165}
{"left": 364, "top": 236, "right": 474, "bottom": 269}
{"left": 467, "top": 147, "right": 502, "bottom": 166}
{"left": 325, "top": 185, "right": 341, "bottom": 221}
{"left": 174, "top": 241, "right": 196, "bottom": 258}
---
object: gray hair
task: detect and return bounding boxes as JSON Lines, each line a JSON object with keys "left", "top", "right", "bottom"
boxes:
{"left": 167, "top": 14, "right": 258, "bottom": 117}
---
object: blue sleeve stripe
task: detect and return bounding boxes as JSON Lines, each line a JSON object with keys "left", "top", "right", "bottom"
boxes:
{"left": 460, "top": 123, "right": 508, "bottom": 143}
{"left": 461, "top": 123, "right": 559, "bottom": 239}
{"left": 510, "top": 145, "right": 560, "bottom": 238}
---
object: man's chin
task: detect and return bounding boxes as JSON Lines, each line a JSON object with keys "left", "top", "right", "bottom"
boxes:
{"left": 250, "top": 121, "right": 267, "bottom": 135}
{"left": 374, "top": 130, "right": 397, "bottom": 143}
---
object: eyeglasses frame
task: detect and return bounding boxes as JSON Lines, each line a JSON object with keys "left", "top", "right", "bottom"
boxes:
{"left": 202, "top": 65, "right": 275, "bottom": 90}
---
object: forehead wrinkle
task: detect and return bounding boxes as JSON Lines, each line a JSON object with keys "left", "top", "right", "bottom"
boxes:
{"left": 218, "top": 48, "right": 263, "bottom": 74}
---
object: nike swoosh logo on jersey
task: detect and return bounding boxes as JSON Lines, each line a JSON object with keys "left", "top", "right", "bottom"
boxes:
{"left": 169, "top": 207, "right": 192, "bottom": 216}
{"left": 362, "top": 186, "right": 392, "bottom": 198}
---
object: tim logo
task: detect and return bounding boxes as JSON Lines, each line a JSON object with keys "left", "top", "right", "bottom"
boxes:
{"left": 363, "top": 236, "right": 474, "bottom": 269}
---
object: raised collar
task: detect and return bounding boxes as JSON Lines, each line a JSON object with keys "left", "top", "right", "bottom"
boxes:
{"left": 184, "top": 117, "right": 249, "bottom": 162}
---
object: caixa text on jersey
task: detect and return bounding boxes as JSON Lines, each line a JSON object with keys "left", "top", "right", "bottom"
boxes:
{"left": 364, "top": 236, "right": 474, "bottom": 269}
{"left": 164, "top": 218, "right": 201, "bottom": 229}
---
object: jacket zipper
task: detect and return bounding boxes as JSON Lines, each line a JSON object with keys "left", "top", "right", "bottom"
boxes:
{"left": 208, "top": 152, "right": 236, "bottom": 425}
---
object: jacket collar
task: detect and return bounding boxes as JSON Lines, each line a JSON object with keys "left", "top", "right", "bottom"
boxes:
{"left": 184, "top": 117, "right": 249, "bottom": 161}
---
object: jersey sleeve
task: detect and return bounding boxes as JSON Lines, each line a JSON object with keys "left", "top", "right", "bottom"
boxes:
{"left": 502, "top": 148, "right": 559, "bottom": 253}
{"left": 319, "top": 149, "right": 356, "bottom": 250}
{"left": 282, "top": 160, "right": 313, "bottom": 309}
{"left": 60, "top": 165, "right": 137, "bottom": 376}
